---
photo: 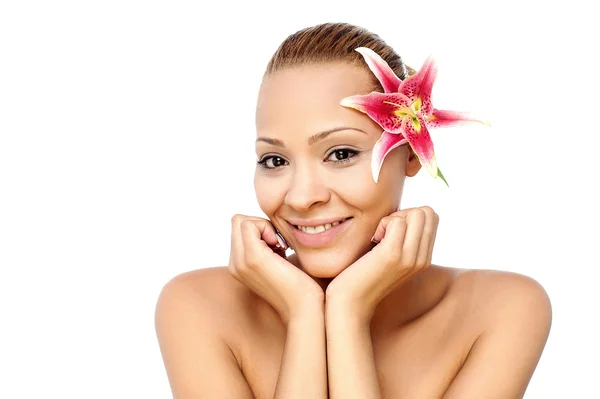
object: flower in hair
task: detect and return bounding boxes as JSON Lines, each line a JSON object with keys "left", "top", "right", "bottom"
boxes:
{"left": 340, "top": 47, "right": 489, "bottom": 185}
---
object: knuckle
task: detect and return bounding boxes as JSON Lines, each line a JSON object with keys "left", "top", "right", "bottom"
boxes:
{"left": 380, "top": 215, "right": 393, "bottom": 225}
{"left": 398, "top": 256, "right": 414, "bottom": 269}
{"left": 244, "top": 249, "right": 263, "bottom": 270}
{"left": 420, "top": 206, "right": 435, "bottom": 218}
{"left": 231, "top": 214, "right": 245, "bottom": 225}
{"left": 243, "top": 247, "right": 256, "bottom": 264}
{"left": 409, "top": 208, "right": 426, "bottom": 219}
{"left": 240, "top": 219, "right": 254, "bottom": 231}
{"left": 389, "top": 216, "right": 407, "bottom": 227}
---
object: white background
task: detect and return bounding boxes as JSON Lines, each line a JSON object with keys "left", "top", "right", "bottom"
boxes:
{"left": 1, "top": 0, "right": 598, "bottom": 397}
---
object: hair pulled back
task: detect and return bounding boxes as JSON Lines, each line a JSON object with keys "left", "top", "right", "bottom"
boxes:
{"left": 265, "top": 22, "right": 414, "bottom": 92}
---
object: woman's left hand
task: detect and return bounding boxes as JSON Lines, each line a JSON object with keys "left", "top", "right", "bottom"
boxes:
{"left": 325, "top": 206, "right": 439, "bottom": 323}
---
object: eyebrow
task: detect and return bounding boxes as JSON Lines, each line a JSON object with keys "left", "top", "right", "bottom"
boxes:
{"left": 255, "top": 127, "right": 368, "bottom": 147}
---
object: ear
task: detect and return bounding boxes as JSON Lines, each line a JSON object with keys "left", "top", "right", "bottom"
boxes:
{"left": 405, "top": 146, "right": 422, "bottom": 177}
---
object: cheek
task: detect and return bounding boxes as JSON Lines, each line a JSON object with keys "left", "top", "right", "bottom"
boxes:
{"left": 254, "top": 174, "right": 285, "bottom": 216}
{"left": 331, "top": 160, "right": 401, "bottom": 216}
{"left": 336, "top": 178, "right": 399, "bottom": 216}
{"left": 343, "top": 154, "right": 404, "bottom": 214}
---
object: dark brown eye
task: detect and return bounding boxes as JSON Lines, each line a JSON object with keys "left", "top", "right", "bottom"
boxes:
{"left": 271, "top": 157, "right": 286, "bottom": 167}
{"left": 258, "top": 155, "right": 288, "bottom": 169}
{"left": 327, "top": 148, "right": 358, "bottom": 163}
{"left": 334, "top": 150, "right": 348, "bottom": 160}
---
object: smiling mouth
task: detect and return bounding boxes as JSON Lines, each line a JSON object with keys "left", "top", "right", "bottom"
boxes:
{"left": 294, "top": 218, "right": 352, "bottom": 235}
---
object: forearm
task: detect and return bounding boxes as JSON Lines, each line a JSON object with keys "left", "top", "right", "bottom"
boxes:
{"left": 273, "top": 300, "right": 328, "bottom": 399}
{"left": 325, "top": 305, "right": 382, "bottom": 399}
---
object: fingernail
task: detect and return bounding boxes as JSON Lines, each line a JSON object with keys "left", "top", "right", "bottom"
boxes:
{"left": 371, "top": 235, "right": 380, "bottom": 244}
{"left": 276, "top": 233, "right": 288, "bottom": 250}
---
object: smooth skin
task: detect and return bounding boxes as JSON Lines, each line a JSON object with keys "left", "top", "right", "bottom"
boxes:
{"left": 155, "top": 62, "right": 552, "bottom": 398}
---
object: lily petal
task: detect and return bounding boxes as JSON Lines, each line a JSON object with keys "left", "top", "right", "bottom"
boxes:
{"left": 401, "top": 116, "right": 438, "bottom": 178}
{"left": 340, "top": 92, "right": 411, "bottom": 134}
{"left": 371, "top": 131, "right": 408, "bottom": 183}
{"left": 427, "top": 108, "right": 491, "bottom": 128}
{"left": 398, "top": 56, "right": 437, "bottom": 116}
{"left": 356, "top": 47, "right": 402, "bottom": 93}
{"left": 343, "top": 48, "right": 488, "bottom": 186}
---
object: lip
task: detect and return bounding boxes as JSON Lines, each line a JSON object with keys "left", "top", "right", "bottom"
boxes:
{"left": 287, "top": 217, "right": 353, "bottom": 248}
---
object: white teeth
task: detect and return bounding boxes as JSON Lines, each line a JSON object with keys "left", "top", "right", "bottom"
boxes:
{"left": 296, "top": 219, "right": 346, "bottom": 234}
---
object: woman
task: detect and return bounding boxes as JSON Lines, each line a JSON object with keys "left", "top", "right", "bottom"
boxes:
{"left": 155, "top": 22, "right": 551, "bottom": 398}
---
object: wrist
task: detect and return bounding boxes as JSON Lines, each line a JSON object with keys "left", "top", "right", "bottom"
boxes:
{"left": 285, "top": 296, "right": 325, "bottom": 327}
{"left": 325, "top": 299, "right": 373, "bottom": 328}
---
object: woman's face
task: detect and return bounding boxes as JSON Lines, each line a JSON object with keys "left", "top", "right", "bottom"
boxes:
{"left": 254, "top": 62, "right": 420, "bottom": 278}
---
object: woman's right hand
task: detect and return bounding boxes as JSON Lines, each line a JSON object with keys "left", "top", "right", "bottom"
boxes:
{"left": 228, "top": 214, "right": 325, "bottom": 325}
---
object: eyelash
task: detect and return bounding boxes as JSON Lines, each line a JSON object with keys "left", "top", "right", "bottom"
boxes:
{"left": 257, "top": 148, "right": 361, "bottom": 170}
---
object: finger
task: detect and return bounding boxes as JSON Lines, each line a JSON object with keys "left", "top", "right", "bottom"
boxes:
{"left": 400, "top": 208, "right": 426, "bottom": 268}
{"left": 240, "top": 220, "right": 292, "bottom": 284}
{"left": 371, "top": 207, "right": 416, "bottom": 243}
{"left": 415, "top": 206, "right": 436, "bottom": 266}
{"left": 376, "top": 215, "right": 408, "bottom": 265}
{"left": 253, "top": 218, "right": 281, "bottom": 248}
{"left": 353, "top": 215, "right": 408, "bottom": 294}
{"left": 240, "top": 219, "right": 266, "bottom": 270}
{"left": 230, "top": 214, "right": 266, "bottom": 269}
{"left": 425, "top": 212, "right": 439, "bottom": 266}
{"left": 240, "top": 218, "right": 284, "bottom": 259}
{"left": 229, "top": 214, "right": 247, "bottom": 277}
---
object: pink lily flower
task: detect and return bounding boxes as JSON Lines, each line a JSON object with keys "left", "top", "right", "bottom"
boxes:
{"left": 341, "top": 47, "right": 489, "bottom": 185}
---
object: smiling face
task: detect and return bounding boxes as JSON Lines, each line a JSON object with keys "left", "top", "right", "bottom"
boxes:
{"left": 255, "top": 62, "right": 421, "bottom": 278}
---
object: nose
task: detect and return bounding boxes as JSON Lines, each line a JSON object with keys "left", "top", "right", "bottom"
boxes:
{"left": 284, "top": 163, "right": 331, "bottom": 211}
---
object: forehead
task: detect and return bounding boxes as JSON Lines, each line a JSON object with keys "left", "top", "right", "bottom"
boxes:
{"left": 256, "top": 63, "right": 376, "bottom": 136}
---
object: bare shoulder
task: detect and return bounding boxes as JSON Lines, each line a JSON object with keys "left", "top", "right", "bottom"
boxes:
{"left": 430, "top": 268, "right": 552, "bottom": 397}
{"left": 447, "top": 267, "right": 553, "bottom": 335}
{"left": 154, "top": 266, "right": 256, "bottom": 364}
{"left": 157, "top": 266, "right": 245, "bottom": 301}
{"left": 155, "top": 266, "right": 252, "bottom": 334}
{"left": 154, "top": 267, "right": 258, "bottom": 397}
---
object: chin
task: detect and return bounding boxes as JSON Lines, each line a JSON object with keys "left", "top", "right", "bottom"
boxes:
{"left": 300, "top": 258, "right": 347, "bottom": 279}
{"left": 294, "top": 245, "right": 369, "bottom": 279}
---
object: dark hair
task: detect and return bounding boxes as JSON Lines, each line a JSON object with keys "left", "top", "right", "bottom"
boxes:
{"left": 264, "top": 22, "right": 415, "bottom": 91}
